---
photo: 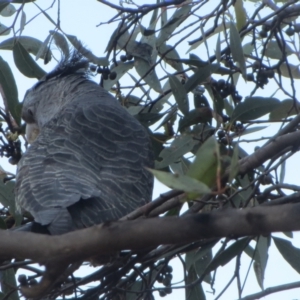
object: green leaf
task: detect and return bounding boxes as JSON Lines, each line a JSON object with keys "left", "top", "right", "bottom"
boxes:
{"left": 0, "top": 57, "right": 21, "bottom": 124}
{"left": 273, "top": 236, "right": 300, "bottom": 274}
{"left": 264, "top": 40, "right": 293, "bottom": 60}
{"left": 125, "top": 280, "right": 144, "bottom": 300}
{"left": 135, "top": 57, "right": 162, "bottom": 93}
{"left": 187, "top": 136, "right": 219, "bottom": 188}
{"left": 1, "top": 268, "right": 19, "bottom": 300}
{"left": 35, "top": 33, "right": 51, "bottom": 61}
{"left": 19, "top": 11, "right": 26, "bottom": 34}
{"left": 215, "top": 34, "right": 221, "bottom": 63}
{"left": 169, "top": 74, "right": 189, "bottom": 115}
{"left": 234, "top": 0, "right": 247, "bottom": 30}
{"left": 207, "top": 238, "right": 250, "bottom": 273}
{"left": 254, "top": 236, "right": 270, "bottom": 290}
{"left": 0, "top": 36, "right": 51, "bottom": 60}
{"left": 13, "top": 42, "right": 46, "bottom": 79}
{"left": 158, "top": 43, "right": 184, "bottom": 72}
{"left": 0, "top": 23, "right": 10, "bottom": 36}
{"left": 50, "top": 30, "right": 69, "bottom": 59}
{"left": 231, "top": 97, "right": 281, "bottom": 123}
{"left": 0, "top": 4, "right": 9, "bottom": 13}
{"left": 185, "top": 266, "right": 206, "bottom": 300}
{"left": 269, "top": 99, "right": 300, "bottom": 120}
{"left": 229, "top": 144, "right": 239, "bottom": 183}
{"left": 279, "top": 63, "right": 300, "bottom": 79}
{"left": 149, "top": 169, "right": 210, "bottom": 195}
{"left": 179, "top": 108, "right": 212, "bottom": 131}
{"left": 0, "top": 4, "right": 15, "bottom": 17}
{"left": 195, "top": 249, "right": 212, "bottom": 284}
{"left": 230, "top": 22, "right": 246, "bottom": 79}
{"left": 184, "top": 63, "right": 220, "bottom": 93}
{"left": 0, "top": 175, "right": 17, "bottom": 217}
{"left": 66, "top": 34, "right": 109, "bottom": 66}
{"left": 186, "top": 241, "right": 218, "bottom": 271}
{"left": 156, "top": 3, "right": 192, "bottom": 47}
{"left": 103, "top": 61, "right": 134, "bottom": 91}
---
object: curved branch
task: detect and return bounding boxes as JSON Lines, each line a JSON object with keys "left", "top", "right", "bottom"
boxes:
{"left": 2, "top": 202, "right": 300, "bottom": 297}
{"left": 239, "top": 280, "right": 300, "bottom": 300}
{"left": 239, "top": 130, "right": 300, "bottom": 175}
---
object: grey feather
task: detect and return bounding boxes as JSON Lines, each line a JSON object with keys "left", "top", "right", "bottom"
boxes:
{"left": 15, "top": 56, "right": 153, "bottom": 234}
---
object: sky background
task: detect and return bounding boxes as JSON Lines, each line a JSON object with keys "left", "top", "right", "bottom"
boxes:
{"left": 0, "top": 0, "right": 300, "bottom": 299}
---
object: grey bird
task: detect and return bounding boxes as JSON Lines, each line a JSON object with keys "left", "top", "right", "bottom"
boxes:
{"left": 15, "top": 54, "right": 154, "bottom": 235}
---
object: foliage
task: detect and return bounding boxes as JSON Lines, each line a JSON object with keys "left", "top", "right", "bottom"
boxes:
{"left": 0, "top": 0, "right": 300, "bottom": 299}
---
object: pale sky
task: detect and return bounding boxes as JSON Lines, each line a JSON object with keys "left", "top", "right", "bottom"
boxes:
{"left": 0, "top": 1, "right": 300, "bottom": 299}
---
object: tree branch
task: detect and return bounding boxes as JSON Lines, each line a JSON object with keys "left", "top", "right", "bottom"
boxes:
{"left": 239, "top": 280, "right": 300, "bottom": 300}
{"left": 2, "top": 202, "right": 300, "bottom": 297}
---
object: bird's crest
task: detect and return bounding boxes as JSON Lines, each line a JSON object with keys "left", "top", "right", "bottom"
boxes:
{"left": 45, "top": 49, "right": 90, "bottom": 81}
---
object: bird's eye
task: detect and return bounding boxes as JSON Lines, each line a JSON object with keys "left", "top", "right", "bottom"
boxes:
{"left": 28, "top": 109, "right": 34, "bottom": 116}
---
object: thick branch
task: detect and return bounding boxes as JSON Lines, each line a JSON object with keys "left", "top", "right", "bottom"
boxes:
{"left": 239, "top": 130, "right": 300, "bottom": 175}
{"left": 3, "top": 203, "right": 300, "bottom": 264}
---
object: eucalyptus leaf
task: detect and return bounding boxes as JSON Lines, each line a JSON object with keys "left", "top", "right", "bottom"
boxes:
{"left": 184, "top": 63, "right": 220, "bottom": 93}
{"left": 66, "top": 34, "right": 109, "bottom": 66}
{"left": 0, "top": 23, "right": 10, "bottom": 36}
{"left": 0, "top": 36, "right": 51, "bottom": 60}
{"left": 185, "top": 266, "right": 206, "bottom": 300}
{"left": 1, "top": 268, "right": 19, "bottom": 300}
{"left": 264, "top": 40, "right": 293, "bottom": 59}
{"left": 273, "top": 236, "right": 300, "bottom": 274}
{"left": 50, "top": 30, "right": 69, "bottom": 59}
{"left": 0, "top": 56, "right": 21, "bottom": 124}
{"left": 156, "top": 3, "right": 192, "bottom": 47}
{"left": 134, "top": 57, "right": 162, "bottom": 93}
{"left": 13, "top": 42, "right": 46, "bottom": 79}
{"left": 269, "top": 99, "right": 300, "bottom": 120}
{"left": 103, "top": 61, "right": 134, "bottom": 91}
{"left": 0, "top": 4, "right": 15, "bottom": 17}
{"left": 206, "top": 238, "right": 250, "bottom": 273}
{"left": 234, "top": 0, "right": 247, "bottom": 30}
{"left": 169, "top": 74, "right": 189, "bottom": 115}
{"left": 230, "top": 22, "right": 246, "bottom": 79}
{"left": 149, "top": 169, "right": 210, "bottom": 195}
{"left": 156, "top": 134, "right": 199, "bottom": 169}
{"left": 254, "top": 236, "right": 270, "bottom": 290}
{"left": 231, "top": 97, "right": 280, "bottom": 123}
{"left": 187, "top": 136, "right": 219, "bottom": 188}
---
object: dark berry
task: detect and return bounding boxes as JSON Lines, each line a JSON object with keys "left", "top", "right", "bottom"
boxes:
{"left": 246, "top": 73, "right": 254, "bottom": 81}
{"left": 217, "top": 79, "right": 226, "bottom": 89}
{"left": 265, "top": 69, "right": 275, "bottom": 78}
{"left": 285, "top": 26, "right": 295, "bottom": 36}
{"left": 90, "top": 65, "right": 97, "bottom": 72}
{"left": 157, "top": 274, "right": 163, "bottom": 283}
{"left": 109, "top": 71, "right": 117, "bottom": 80}
{"left": 159, "top": 290, "right": 167, "bottom": 297}
{"left": 259, "top": 30, "right": 268, "bottom": 38}
{"left": 120, "top": 55, "right": 127, "bottom": 62}
{"left": 97, "top": 67, "right": 103, "bottom": 74}
{"left": 218, "top": 130, "right": 226, "bottom": 139}
{"left": 165, "top": 265, "right": 173, "bottom": 273}
{"left": 126, "top": 54, "right": 133, "bottom": 60}
{"left": 18, "top": 274, "right": 27, "bottom": 285}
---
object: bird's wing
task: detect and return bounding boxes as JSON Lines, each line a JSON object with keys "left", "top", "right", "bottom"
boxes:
{"left": 16, "top": 92, "right": 153, "bottom": 234}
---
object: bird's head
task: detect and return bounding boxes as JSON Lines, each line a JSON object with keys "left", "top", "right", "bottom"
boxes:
{"left": 21, "top": 52, "right": 89, "bottom": 144}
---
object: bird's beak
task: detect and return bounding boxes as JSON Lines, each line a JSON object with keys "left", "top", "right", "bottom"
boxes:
{"left": 25, "top": 123, "right": 40, "bottom": 144}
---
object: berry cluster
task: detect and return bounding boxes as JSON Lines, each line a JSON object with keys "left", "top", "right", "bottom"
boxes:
{"left": 156, "top": 263, "right": 173, "bottom": 297}
{"left": 90, "top": 65, "right": 117, "bottom": 80}
{"left": 120, "top": 53, "right": 133, "bottom": 62}
{"left": 212, "top": 79, "right": 242, "bottom": 103}
{"left": 248, "top": 62, "right": 275, "bottom": 88}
